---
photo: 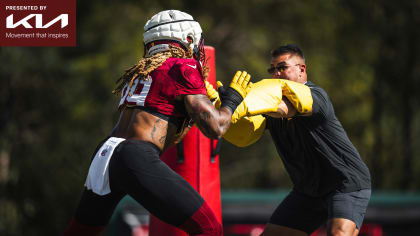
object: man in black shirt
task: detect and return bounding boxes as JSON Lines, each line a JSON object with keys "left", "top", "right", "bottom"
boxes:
{"left": 205, "top": 44, "right": 371, "bottom": 236}
{"left": 258, "top": 45, "right": 371, "bottom": 236}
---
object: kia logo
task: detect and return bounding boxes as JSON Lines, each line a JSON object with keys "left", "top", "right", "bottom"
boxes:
{"left": 6, "top": 14, "right": 68, "bottom": 29}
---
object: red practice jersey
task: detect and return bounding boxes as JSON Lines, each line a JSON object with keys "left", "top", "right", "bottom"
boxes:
{"left": 118, "top": 58, "right": 206, "bottom": 117}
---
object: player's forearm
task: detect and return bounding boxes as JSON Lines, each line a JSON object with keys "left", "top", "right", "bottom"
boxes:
{"left": 187, "top": 98, "right": 233, "bottom": 139}
{"left": 187, "top": 71, "right": 252, "bottom": 138}
{"left": 204, "top": 106, "right": 233, "bottom": 139}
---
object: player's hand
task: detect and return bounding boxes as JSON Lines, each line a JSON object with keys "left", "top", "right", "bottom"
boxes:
{"left": 229, "top": 71, "right": 252, "bottom": 98}
{"left": 218, "top": 71, "right": 252, "bottom": 114}
{"left": 205, "top": 81, "right": 221, "bottom": 108}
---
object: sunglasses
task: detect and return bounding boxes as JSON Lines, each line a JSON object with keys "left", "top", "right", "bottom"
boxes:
{"left": 267, "top": 64, "right": 300, "bottom": 74}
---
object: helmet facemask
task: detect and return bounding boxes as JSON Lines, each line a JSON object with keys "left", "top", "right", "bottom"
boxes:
{"left": 193, "top": 36, "right": 208, "bottom": 78}
{"left": 192, "top": 36, "right": 206, "bottom": 66}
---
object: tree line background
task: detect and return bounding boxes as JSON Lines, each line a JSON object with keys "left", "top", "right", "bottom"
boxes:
{"left": 1, "top": 0, "right": 419, "bottom": 235}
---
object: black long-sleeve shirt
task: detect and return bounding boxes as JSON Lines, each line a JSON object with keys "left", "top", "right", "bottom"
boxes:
{"left": 266, "top": 81, "right": 371, "bottom": 197}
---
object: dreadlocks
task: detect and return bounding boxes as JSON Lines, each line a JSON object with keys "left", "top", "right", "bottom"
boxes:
{"left": 113, "top": 45, "right": 195, "bottom": 96}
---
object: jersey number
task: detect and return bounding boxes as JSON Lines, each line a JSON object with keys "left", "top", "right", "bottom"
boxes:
{"left": 118, "top": 76, "right": 153, "bottom": 107}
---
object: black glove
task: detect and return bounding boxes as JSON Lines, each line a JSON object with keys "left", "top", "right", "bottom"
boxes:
{"left": 218, "top": 86, "right": 244, "bottom": 114}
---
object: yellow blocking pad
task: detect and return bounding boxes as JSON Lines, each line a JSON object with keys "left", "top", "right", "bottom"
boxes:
{"left": 244, "top": 79, "right": 284, "bottom": 115}
{"left": 223, "top": 115, "right": 266, "bottom": 147}
{"left": 231, "top": 79, "right": 284, "bottom": 123}
{"left": 281, "top": 80, "right": 313, "bottom": 114}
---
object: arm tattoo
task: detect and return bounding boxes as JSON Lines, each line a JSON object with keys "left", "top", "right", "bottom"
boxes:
{"left": 151, "top": 119, "right": 167, "bottom": 145}
{"left": 198, "top": 110, "right": 214, "bottom": 136}
{"left": 200, "top": 111, "right": 210, "bottom": 121}
{"left": 198, "top": 118, "right": 213, "bottom": 136}
{"left": 151, "top": 119, "right": 160, "bottom": 140}
{"left": 159, "top": 135, "right": 166, "bottom": 145}
{"left": 193, "top": 108, "right": 218, "bottom": 137}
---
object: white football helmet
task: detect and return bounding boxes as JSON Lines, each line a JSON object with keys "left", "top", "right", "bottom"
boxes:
{"left": 143, "top": 10, "right": 203, "bottom": 55}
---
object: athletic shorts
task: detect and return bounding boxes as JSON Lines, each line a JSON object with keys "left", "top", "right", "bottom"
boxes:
{"left": 74, "top": 139, "right": 205, "bottom": 227}
{"left": 268, "top": 189, "right": 371, "bottom": 234}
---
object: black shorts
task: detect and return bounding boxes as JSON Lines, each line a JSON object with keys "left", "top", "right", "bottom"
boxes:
{"left": 74, "top": 139, "right": 204, "bottom": 227}
{"left": 269, "top": 189, "right": 371, "bottom": 234}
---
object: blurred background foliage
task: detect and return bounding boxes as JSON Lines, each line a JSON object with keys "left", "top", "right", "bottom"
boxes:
{"left": 1, "top": 0, "right": 420, "bottom": 235}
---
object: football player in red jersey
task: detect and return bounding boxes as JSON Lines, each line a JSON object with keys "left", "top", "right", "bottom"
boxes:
{"left": 62, "top": 10, "right": 251, "bottom": 236}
